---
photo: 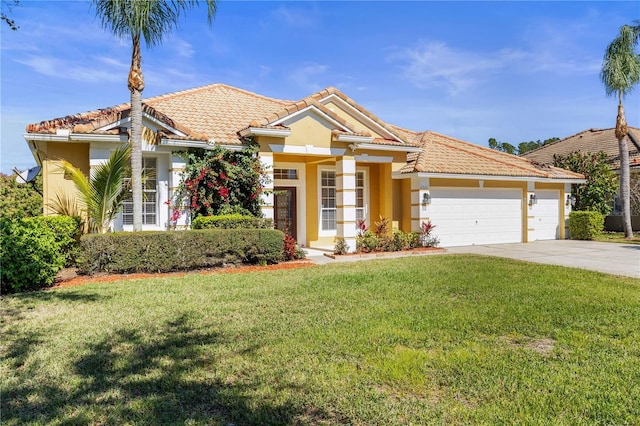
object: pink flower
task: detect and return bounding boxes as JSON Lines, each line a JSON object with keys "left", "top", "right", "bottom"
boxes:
{"left": 219, "top": 187, "right": 229, "bottom": 198}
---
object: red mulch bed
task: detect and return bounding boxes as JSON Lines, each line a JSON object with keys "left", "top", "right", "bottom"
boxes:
{"left": 51, "top": 260, "right": 315, "bottom": 289}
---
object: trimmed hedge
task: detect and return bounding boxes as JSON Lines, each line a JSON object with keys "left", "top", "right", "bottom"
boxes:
{"left": 568, "top": 211, "right": 604, "bottom": 240}
{"left": 77, "top": 229, "right": 284, "bottom": 275}
{"left": 191, "top": 214, "right": 273, "bottom": 230}
{"left": 1, "top": 217, "right": 70, "bottom": 292}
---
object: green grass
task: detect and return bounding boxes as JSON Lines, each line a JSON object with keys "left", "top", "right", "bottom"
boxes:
{"left": 2, "top": 255, "right": 640, "bottom": 425}
{"left": 596, "top": 231, "right": 640, "bottom": 244}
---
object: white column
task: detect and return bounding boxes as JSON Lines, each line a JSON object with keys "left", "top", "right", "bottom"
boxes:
{"left": 337, "top": 156, "right": 357, "bottom": 251}
{"left": 260, "top": 153, "right": 275, "bottom": 221}
{"left": 170, "top": 154, "right": 190, "bottom": 229}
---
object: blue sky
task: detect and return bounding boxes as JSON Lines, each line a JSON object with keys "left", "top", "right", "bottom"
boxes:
{"left": 1, "top": 0, "right": 639, "bottom": 174}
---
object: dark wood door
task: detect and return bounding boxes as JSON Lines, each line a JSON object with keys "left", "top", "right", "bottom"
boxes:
{"left": 274, "top": 187, "right": 297, "bottom": 240}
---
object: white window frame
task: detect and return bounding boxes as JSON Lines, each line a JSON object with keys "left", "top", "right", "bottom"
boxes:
{"left": 122, "top": 157, "right": 158, "bottom": 226}
{"left": 355, "top": 168, "right": 369, "bottom": 228}
{"left": 318, "top": 167, "right": 337, "bottom": 236}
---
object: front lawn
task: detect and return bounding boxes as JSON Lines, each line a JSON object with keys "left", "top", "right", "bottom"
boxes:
{"left": 2, "top": 255, "right": 639, "bottom": 425}
{"left": 596, "top": 231, "right": 640, "bottom": 244}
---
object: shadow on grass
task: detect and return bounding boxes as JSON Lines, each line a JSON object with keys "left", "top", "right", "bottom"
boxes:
{"left": 2, "top": 313, "right": 331, "bottom": 425}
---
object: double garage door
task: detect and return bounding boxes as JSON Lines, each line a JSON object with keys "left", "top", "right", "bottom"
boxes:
{"left": 429, "top": 188, "right": 523, "bottom": 247}
{"left": 428, "top": 188, "right": 561, "bottom": 247}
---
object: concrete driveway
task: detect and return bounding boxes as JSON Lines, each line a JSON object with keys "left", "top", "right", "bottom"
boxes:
{"left": 446, "top": 240, "right": 640, "bottom": 278}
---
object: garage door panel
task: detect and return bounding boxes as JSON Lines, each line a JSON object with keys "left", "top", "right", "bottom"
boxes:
{"left": 531, "top": 190, "right": 560, "bottom": 240}
{"left": 429, "top": 188, "right": 523, "bottom": 247}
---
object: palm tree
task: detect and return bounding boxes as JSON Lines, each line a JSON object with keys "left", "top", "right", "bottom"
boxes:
{"left": 53, "top": 144, "right": 131, "bottom": 233}
{"left": 600, "top": 22, "right": 640, "bottom": 238}
{"left": 91, "top": 0, "right": 216, "bottom": 231}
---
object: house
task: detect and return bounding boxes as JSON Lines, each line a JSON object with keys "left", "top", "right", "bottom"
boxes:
{"left": 24, "top": 84, "right": 584, "bottom": 249}
{"left": 522, "top": 127, "right": 640, "bottom": 226}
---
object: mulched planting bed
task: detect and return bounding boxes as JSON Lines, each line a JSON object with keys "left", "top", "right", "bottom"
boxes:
{"left": 52, "top": 259, "right": 315, "bottom": 289}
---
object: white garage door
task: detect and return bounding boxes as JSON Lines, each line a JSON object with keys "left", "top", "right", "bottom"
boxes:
{"left": 531, "top": 190, "right": 560, "bottom": 240}
{"left": 429, "top": 188, "right": 523, "bottom": 247}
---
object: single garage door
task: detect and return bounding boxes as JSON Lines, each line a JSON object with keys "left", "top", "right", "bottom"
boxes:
{"left": 531, "top": 190, "right": 560, "bottom": 240}
{"left": 429, "top": 188, "right": 523, "bottom": 247}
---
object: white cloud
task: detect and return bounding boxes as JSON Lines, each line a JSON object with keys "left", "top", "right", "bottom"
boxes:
{"left": 271, "top": 5, "right": 319, "bottom": 28}
{"left": 171, "top": 38, "right": 195, "bottom": 59}
{"left": 288, "top": 63, "right": 329, "bottom": 92}
{"left": 14, "top": 56, "right": 124, "bottom": 84}
{"left": 389, "top": 42, "right": 507, "bottom": 95}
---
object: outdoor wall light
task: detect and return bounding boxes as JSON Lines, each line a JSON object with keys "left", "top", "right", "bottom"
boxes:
{"left": 529, "top": 194, "right": 537, "bottom": 206}
{"left": 422, "top": 192, "right": 431, "bottom": 205}
{"left": 566, "top": 194, "right": 576, "bottom": 207}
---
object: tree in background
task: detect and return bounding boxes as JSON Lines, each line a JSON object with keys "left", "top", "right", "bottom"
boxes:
{"left": 1, "top": 0, "right": 19, "bottom": 30}
{"left": 553, "top": 151, "right": 618, "bottom": 215}
{"left": 91, "top": 0, "right": 217, "bottom": 231}
{"left": 600, "top": 22, "right": 640, "bottom": 238}
{"left": 489, "top": 137, "right": 558, "bottom": 155}
{"left": 176, "top": 145, "right": 268, "bottom": 219}
{"left": 0, "top": 173, "right": 42, "bottom": 219}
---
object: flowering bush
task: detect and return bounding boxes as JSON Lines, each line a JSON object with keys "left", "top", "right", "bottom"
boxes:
{"left": 172, "top": 143, "right": 269, "bottom": 220}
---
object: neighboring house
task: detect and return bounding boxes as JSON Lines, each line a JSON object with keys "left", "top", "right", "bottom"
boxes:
{"left": 24, "top": 84, "right": 583, "bottom": 249}
{"left": 522, "top": 127, "right": 640, "bottom": 216}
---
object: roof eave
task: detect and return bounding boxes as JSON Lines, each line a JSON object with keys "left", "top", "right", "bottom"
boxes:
{"left": 392, "top": 171, "right": 586, "bottom": 183}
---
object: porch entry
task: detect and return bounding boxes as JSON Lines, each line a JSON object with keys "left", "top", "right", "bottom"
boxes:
{"left": 274, "top": 187, "right": 297, "bottom": 240}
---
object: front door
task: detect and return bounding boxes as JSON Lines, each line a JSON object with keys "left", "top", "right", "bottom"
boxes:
{"left": 274, "top": 187, "right": 297, "bottom": 240}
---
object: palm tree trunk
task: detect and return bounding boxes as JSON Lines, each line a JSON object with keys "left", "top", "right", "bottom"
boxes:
{"left": 615, "top": 93, "right": 633, "bottom": 238}
{"left": 129, "top": 34, "right": 145, "bottom": 232}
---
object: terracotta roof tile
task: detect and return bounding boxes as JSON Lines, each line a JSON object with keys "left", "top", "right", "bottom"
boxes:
{"left": 522, "top": 127, "right": 640, "bottom": 170}
{"left": 400, "top": 131, "right": 584, "bottom": 180}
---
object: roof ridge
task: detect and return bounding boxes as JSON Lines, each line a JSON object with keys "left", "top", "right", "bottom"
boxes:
{"left": 424, "top": 130, "right": 550, "bottom": 177}
{"left": 144, "top": 83, "right": 292, "bottom": 106}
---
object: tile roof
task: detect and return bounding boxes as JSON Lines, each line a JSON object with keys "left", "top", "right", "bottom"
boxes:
{"left": 522, "top": 127, "right": 640, "bottom": 170}
{"left": 25, "top": 82, "right": 583, "bottom": 180}
{"left": 399, "top": 130, "right": 584, "bottom": 180}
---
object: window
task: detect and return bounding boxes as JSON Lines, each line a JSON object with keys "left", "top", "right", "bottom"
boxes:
{"left": 273, "top": 168, "right": 298, "bottom": 180}
{"left": 356, "top": 171, "right": 365, "bottom": 223}
{"left": 321, "top": 170, "right": 336, "bottom": 231}
{"left": 123, "top": 157, "right": 157, "bottom": 225}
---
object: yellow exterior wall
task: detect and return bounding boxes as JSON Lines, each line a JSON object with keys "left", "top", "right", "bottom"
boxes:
{"left": 322, "top": 101, "right": 387, "bottom": 139}
{"left": 286, "top": 115, "right": 333, "bottom": 148}
{"left": 41, "top": 142, "right": 90, "bottom": 215}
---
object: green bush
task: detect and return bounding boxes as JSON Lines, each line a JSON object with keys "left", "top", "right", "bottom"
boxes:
{"left": 568, "top": 211, "right": 604, "bottom": 240}
{"left": 33, "top": 215, "right": 83, "bottom": 266}
{"left": 0, "top": 217, "right": 66, "bottom": 292}
{"left": 77, "top": 229, "right": 284, "bottom": 275}
{"left": 191, "top": 214, "right": 273, "bottom": 230}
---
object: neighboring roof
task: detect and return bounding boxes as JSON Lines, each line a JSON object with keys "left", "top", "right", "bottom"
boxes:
{"left": 399, "top": 130, "right": 585, "bottom": 180}
{"left": 522, "top": 127, "right": 640, "bottom": 170}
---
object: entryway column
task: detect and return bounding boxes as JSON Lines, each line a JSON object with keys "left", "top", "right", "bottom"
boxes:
{"left": 260, "top": 153, "right": 275, "bottom": 221}
{"left": 337, "top": 156, "right": 357, "bottom": 251}
{"left": 170, "top": 154, "right": 190, "bottom": 230}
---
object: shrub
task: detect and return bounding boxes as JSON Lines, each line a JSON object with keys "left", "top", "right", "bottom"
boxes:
{"left": 0, "top": 217, "right": 66, "bottom": 292}
{"left": 33, "top": 215, "right": 83, "bottom": 265}
{"left": 191, "top": 214, "right": 273, "bottom": 230}
{"left": 334, "top": 237, "right": 349, "bottom": 255}
{"left": 0, "top": 173, "right": 42, "bottom": 220}
{"left": 356, "top": 230, "right": 379, "bottom": 253}
{"left": 282, "top": 234, "right": 298, "bottom": 261}
{"left": 77, "top": 229, "right": 284, "bottom": 275}
{"left": 568, "top": 211, "right": 604, "bottom": 240}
